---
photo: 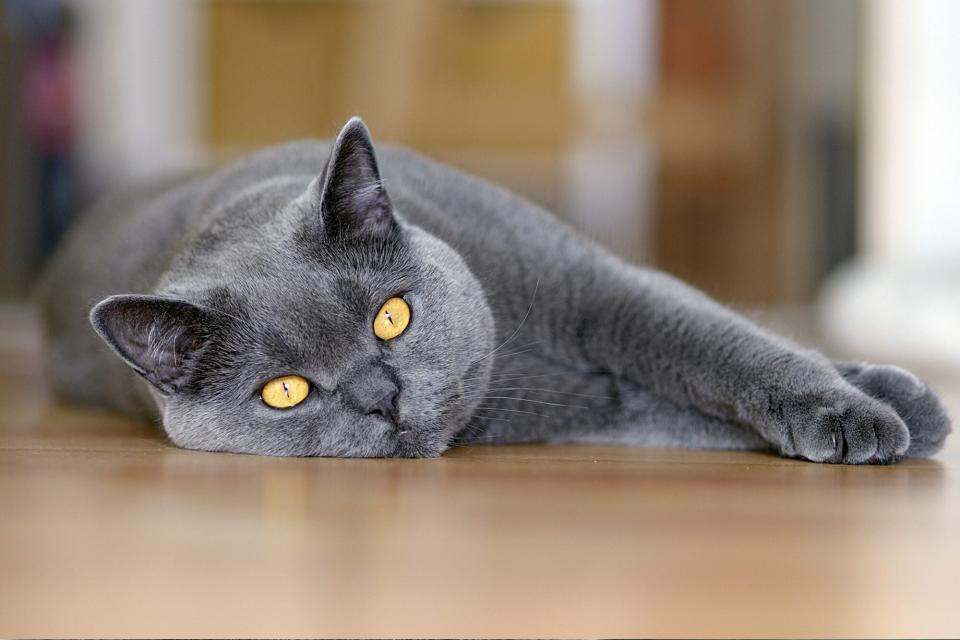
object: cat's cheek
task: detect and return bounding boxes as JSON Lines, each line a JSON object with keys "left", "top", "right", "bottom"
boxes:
{"left": 160, "top": 404, "right": 222, "bottom": 453}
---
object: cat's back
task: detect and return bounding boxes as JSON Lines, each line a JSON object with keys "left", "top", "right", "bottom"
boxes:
{"left": 35, "top": 173, "right": 210, "bottom": 414}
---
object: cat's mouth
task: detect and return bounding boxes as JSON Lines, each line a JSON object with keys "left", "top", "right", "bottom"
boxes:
{"left": 369, "top": 377, "right": 480, "bottom": 458}
{"left": 384, "top": 399, "right": 467, "bottom": 458}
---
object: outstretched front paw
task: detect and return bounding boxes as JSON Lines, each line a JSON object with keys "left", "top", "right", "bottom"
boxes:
{"left": 778, "top": 385, "right": 910, "bottom": 464}
{"left": 836, "top": 362, "right": 952, "bottom": 459}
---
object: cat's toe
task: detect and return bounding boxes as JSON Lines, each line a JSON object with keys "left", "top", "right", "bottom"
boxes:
{"left": 837, "top": 362, "right": 952, "bottom": 458}
{"left": 786, "top": 389, "right": 910, "bottom": 464}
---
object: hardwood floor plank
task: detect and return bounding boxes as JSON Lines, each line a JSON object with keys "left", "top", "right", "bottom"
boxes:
{"left": 2, "top": 303, "right": 958, "bottom": 637}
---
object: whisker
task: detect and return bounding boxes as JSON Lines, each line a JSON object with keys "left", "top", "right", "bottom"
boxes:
{"left": 476, "top": 396, "right": 588, "bottom": 409}
{"left": 475, "top": 405, "right": 550, "bottom": 417}
{"left": 491, "top": 348, "right": 536, "bottom": 360}
{"left": 498, "top": 339, "right": 543, "bottom": 352}
{"left": 451, "top": 434, "right": 508, "bottom": 444}
{"left": 449, "top": 417, "right": 510, "bottom": 447}
{"left": 466, "top": 387, "right": 614, "bottom": 400}
{"left": 461, "top": 372, "right": 556, "bottom": 383}
{"left": 452, "top": 423, "right": 488, "bottom": 442}
{"left": 470, "top": 279, "right": 540, "bottom": 366}
{"left": 487, "top": 372, "right": 551, "bottom": 379}
{"left": 469, "top": 415, "right": 511, "bottom": 422}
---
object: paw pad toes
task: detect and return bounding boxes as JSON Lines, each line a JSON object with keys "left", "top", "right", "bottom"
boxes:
{"left": 788, "top": 393, "right": 911, "bottom": 465}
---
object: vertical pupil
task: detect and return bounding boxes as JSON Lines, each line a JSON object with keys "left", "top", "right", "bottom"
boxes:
{"left": 385, "top": 309, "right": 394, "bottom": 325}
{"left": 282, "top": 382, "right": 290, "bottom": 398}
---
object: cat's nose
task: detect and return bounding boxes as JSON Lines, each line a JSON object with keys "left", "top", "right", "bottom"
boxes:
{"left": 343, "top": 366, "right": 400, "bottom": 423}
{"left": 365, "top": 388, "right": 399, "bottom": 422}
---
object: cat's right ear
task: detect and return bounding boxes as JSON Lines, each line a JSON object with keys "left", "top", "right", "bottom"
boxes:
{"left": 90, "top": 295, "right": 219, "bottom": 396}
{"left": 307, "top": 117, "right": 398, "bottom": 240}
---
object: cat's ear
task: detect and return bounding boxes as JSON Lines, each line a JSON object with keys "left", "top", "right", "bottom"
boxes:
{"left": 313, "top": 117, "right": 396, "bottom": 238}
{"left": 90, "top": 295, "right": 219, "bottom": 396}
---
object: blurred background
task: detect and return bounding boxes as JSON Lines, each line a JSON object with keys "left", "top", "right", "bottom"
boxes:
{"left": 1, "top": 0, "right": 958, "bottom": 370}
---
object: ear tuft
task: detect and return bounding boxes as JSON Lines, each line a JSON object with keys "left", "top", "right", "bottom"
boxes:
{"left": 315, "top": 117, "right": 395, "bottom": 238}
{"left": 90, "top": 295, "right": 217, "bottom": 395}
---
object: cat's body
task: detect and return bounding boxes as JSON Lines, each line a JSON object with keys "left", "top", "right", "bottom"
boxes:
{"left": 37, "top": 119, "right": 951, "bottom": 460}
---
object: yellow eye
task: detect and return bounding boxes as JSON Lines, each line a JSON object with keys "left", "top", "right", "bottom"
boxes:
{"left": 261, "top": 375, "right": 310, "bottom": 409}
{"left": 373, "top": 296, "right": 411, "bottom": 341}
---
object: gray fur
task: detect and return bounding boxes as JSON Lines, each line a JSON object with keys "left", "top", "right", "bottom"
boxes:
{"left": 36, "top": 118, "right": 951, "bottom": 461}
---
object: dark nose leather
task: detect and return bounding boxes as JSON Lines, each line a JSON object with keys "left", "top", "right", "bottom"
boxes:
{"left": 344, "top": 369, "right": 400, "bottom": 423}
{"left": 366, "top": 389, "right": 399, "bottom": 422}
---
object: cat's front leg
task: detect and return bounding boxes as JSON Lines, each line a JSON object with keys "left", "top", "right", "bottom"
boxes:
{"left": 567, "top": 265, "right": 915, "bottom": 463}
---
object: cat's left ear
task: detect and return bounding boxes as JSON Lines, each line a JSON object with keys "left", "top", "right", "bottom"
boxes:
{"left": 313, "top": 117, "right": 396, "bottom": 239}
{"left": 90, "top": 295, "right": 220, "bottom": 396}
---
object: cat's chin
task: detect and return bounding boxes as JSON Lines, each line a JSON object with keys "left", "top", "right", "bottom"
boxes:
{"left": 385, "top": 410, "right": 472, "bottom": 458}
{"left": 384, "top": 424, "right": 450, "bottom": 458}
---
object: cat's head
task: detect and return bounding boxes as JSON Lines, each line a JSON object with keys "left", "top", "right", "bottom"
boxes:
{"left": 90, "top": 118, "right": 495, "bottom": 457}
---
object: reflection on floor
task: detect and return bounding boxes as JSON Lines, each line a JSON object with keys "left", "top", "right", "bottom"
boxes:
{"left": 1, "top": 302, "right": 958, "bottom": 637}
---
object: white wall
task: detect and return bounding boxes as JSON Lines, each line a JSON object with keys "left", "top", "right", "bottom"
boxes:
{"left": 564, "top": 0, "right": 658, "bottom": 263}
{"left": 862, "top": 0, "right": 960, "bottom": 264}
{"left": 69, "top": 0, "right": 206, "bottom": 187}
{"left": 820, "top": 0, "right": 960, "bottom": 367}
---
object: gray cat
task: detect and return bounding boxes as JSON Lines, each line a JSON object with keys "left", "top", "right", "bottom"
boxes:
{"left": 36, "top": 118, "right": 951, "bottom": 461}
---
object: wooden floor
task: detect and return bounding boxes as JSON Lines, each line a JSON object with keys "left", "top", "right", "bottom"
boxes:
{"left": 2, "top": 303, "right": 959, "bottom": 638}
